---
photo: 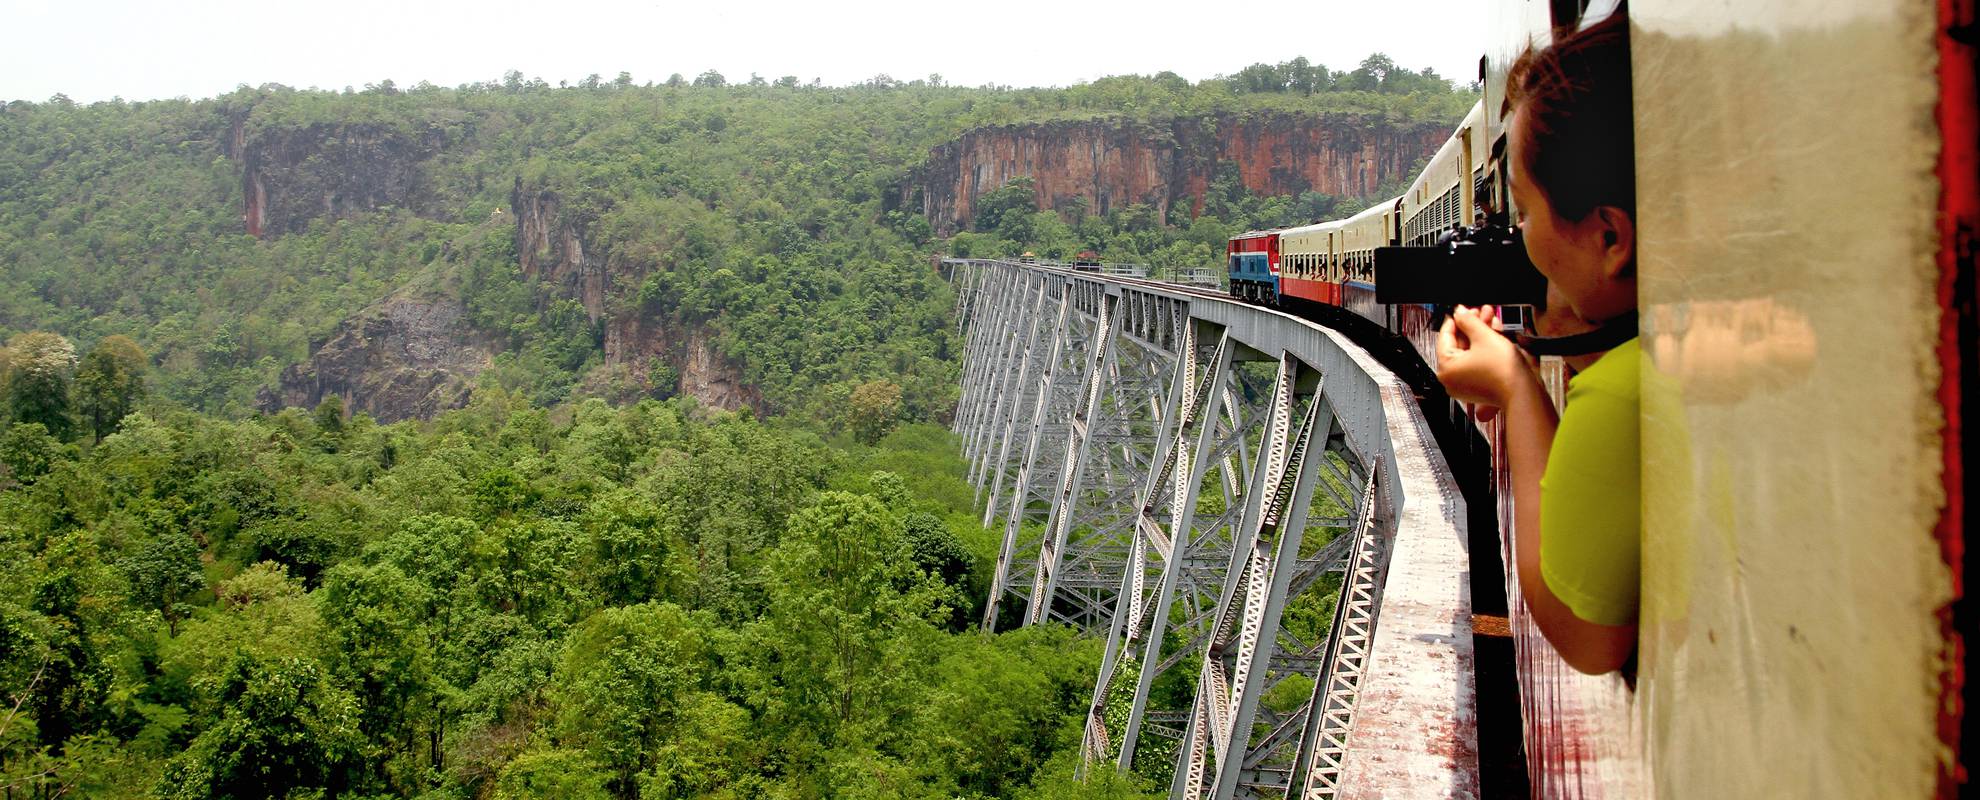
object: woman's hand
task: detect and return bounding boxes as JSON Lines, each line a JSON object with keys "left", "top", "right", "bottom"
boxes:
{"left": 1435, "top": 305, "right": 1536, "bottom": 417}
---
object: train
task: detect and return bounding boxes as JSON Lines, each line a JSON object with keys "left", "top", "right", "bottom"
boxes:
{"left": 1211, "top": 0, "right": 1974, "bottom": 795}
{"left": 1225, "top": 100, "right": 1491, "bottom": 363}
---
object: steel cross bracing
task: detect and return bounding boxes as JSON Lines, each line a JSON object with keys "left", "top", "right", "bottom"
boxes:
{"left": 1166, "top": 355, "right": 1382, "bottom": 800}
{"left": 1078, "top": 341, "right": 1307, "bottom": 778}
{"left": 1290, "top": 464, "right": 1389, "bottom": 799}
{"left": 949, "top": 259, "right": 1478, "bottom": 799}
{"left": 972, "top": 278, "right": 1183, "bottom": 631}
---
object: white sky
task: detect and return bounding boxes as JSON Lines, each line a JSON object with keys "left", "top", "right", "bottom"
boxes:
{"left": 2, "top": 0, "right": 1488, "bottom": 103}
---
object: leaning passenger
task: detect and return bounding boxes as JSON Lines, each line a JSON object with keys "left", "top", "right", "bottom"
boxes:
{"left": 1433, "top": 13, "right": 1639, "bottom": 675}
{"left": 1437, "top": 221, "right": 1464, "bottom": 247}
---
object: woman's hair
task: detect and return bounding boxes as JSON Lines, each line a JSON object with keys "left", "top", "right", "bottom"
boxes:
{"left": 1505, "top": 12, "right": 1635, "bottom": 222}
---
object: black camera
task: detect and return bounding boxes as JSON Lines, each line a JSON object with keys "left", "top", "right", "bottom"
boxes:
{"left": 1373, "top": 225, "right": 1547, "bottom": 307}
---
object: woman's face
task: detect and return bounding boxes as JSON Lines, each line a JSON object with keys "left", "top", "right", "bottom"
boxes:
{"left": 1508, "top": 107, "right": 1635, "bottom": 322}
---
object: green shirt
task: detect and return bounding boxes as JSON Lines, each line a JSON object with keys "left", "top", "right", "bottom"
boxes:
{"left": 1539, "top": 338, "right": 1641, "bottom": 627}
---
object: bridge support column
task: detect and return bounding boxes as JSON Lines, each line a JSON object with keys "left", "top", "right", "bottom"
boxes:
{"left": 966, "top": 272, "right": 1045, "bottom": 497}
{"left": 981, "top": 276, "right": 1076, "bottom": 630}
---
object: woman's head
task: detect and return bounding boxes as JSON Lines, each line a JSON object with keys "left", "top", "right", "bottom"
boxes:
{"left": 1506, "top": 13, "right": 1637, "bottom": 323}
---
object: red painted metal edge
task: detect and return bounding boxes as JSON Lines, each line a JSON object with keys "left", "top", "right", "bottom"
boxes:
{"left": 1935, "top": 0, "right": 1975, "bottom": 795}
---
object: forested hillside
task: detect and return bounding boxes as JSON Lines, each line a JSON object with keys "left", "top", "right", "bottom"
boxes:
{"left": 0, "top": 56, "right": 1471, "bottom": 798}
{"left": 0, "top": 393, "right": 1161, "bottom": 797}
{"left": 0, "top": 57, "right": 1471, "bottom": 422}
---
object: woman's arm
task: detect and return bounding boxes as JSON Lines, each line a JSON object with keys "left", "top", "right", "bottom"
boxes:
{"left": 1498, "top": 374, "right": 1637, "bottom": 674}
{"left": 1438, "top": 307, "right": 1636, "bottom": 675}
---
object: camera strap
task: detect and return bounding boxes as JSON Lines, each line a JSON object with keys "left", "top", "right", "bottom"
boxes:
{"left": 1517, "top": 311, "right": 1639, "bottom": 357}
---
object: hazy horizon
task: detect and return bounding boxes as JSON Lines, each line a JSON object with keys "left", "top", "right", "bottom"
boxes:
{"left": 3, "top": 0, "right": 1488, "bottom": 104}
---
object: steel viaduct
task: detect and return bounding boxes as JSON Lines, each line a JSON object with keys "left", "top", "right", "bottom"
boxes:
{"left": 950, "top": 258, "right": 1481, "bottom": 798}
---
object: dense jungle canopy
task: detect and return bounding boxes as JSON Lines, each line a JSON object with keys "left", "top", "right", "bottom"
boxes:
{"left": 0, "top": 56, "right": 1469, "bottom": 798}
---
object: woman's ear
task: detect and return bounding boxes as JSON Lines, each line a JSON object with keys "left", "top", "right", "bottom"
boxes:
{"left": 1595, "top": 205, "right": 1636, "bottom": 280}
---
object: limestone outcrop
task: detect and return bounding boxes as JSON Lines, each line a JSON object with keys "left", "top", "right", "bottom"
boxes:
{"left": 261, "top": 293, "right": 489, "bottom": 423}
{"left": 909, "top": 113, "right": 1448, "bottom": 234}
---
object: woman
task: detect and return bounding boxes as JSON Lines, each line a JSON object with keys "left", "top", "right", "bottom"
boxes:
{"left": 1436, "top": 13, "right": 1639, "bottom": 675}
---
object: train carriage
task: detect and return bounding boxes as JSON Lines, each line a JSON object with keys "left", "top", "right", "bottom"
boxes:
{"left": 1336, "top": 197, "right": 1404, "bottom": 329}
{"left": 1274, "top": 219, "right": 1346, "bottom": 306}
{"left": 1401, "top": 100, "right": 1490, "bottom": 247}
{"left": 1207, "top": 0, "right": 1972, "bottom": 795}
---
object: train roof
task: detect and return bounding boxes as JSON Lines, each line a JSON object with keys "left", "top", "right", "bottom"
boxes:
{"left": 1404, "top": 100, "right": 1487, "bottom": 210}
{"left": 1344, "top": 197, "right": 1401, "bottom": 224}
{"left": 1275, "top": 218, "right": 1346, "bottom": 238}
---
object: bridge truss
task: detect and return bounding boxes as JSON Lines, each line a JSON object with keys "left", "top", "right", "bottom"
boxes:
{"left": 951, "top": 260, "right": 1481, "bottom": 799}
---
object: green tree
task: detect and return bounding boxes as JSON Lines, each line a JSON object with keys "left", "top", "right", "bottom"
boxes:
{"left": 903, "top": 511, "right": 974, "bottom": 630}
{"left": 901, "top": 626, "right": 1109, "bottom": 795}
{"left": 157, "top": 653, "right": 362, "bottom": 800}
{"left": 118, "top": 531, "right": 205, "bottom": 635}
{"left": 1231, "top": 62, "right": 1287, "bottom": 93}
{"left": 552, "top": 603, "right": 711, "bottom": 796}
{"left": 973, "top": 176, "right": 1040, "bottom": 233}
{"left": 74, "top": 335, "right": 147, "bottom": 442}
{"left": 848, "top": 380, "right": 903, "bottom": 445}
{"left": 320, "top": 562, "right": 439, "bottom": 786}
{"left": 580, "top": 488, "right": 671, "bottom": 605}
{"left": 494, "top": 749, "right": 613, "bottom": 800}
{"left": 1347, "top": 53, "right": 1398, "bottom": 92}
{"left": 313, "top": 394, "right": 346, "bottom": 450}
{"left": 756, "top": 492, "right": 940, "bottom": 743}
{"left": 0, "top": 421, "right": 64, "bottom": 486}
{"left": 3, "top": 332, "right": 77, "bottom": 440}
{"left": 903, "top": 511, "right": 971, "bottom": 588}
{"left": 1286, "top": 56, "right": 1330, "bottom": 94}
{"left": 22, "top": 533, "right": 116, "bottom": 750}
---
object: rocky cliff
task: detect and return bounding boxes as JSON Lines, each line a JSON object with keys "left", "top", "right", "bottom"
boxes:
{"left": 260, "top": 292, "right": 490, "bottom": 423}
{"left": 512, "top": 183, "right": 762, "bottom": 415}
{"left": 600, "top": 311, "right": 762, "bottom": 413}
{"left": 512, "top": 182, "right": 610, "bottom": 323}
{"left": 227, "top": 116, "right": 450, "bottom": 237}
{"left": 910, "top": 113, "right": 1449, "bottom": 233}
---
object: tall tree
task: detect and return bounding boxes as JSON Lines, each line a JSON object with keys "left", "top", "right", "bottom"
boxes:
{"left": 847, "top": 380, "right": 903, "bottom": 445}
{"left": 1348, "top": 53, "right": 1398, "bottom": 92}
{"left": 756, "top": 492, "right": 940, "bottom": 741}
{"left": 0, "top": 422, "right": 63, "bottom": 486}
{"left": 74, "top": 334, "right": 147, "bottom": 442}
{"left": 320, "top": 562, "right": 438, "bottom": 788}
{"left": 552, "top": 603, "right": 711, "bottom": 797}
{"left": 972, "top": 177, "right": 1040, "bottom": 233}
{"left": 3, "top": 332, "right": 77, "bottom": 440}
{"left": 313, "top": 394, "right": 345, "bottom": 450}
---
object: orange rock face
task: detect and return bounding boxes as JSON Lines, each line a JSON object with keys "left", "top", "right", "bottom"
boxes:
{"left": 911, "top": 113, "right": 1449, "bottom": 234}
